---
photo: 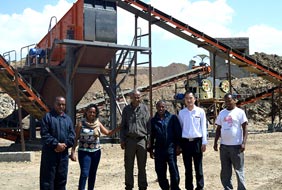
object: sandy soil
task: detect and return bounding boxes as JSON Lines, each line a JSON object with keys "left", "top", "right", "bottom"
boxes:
{"left": 1, "top": 132, "right": 282, "bottom": 190}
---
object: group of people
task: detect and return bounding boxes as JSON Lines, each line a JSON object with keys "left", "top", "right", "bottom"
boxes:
{"left": 39, "top": 97, "right": 120, "bottom": 190}
{"left": 39, "top": 89, "right": 248, "bottom": 190}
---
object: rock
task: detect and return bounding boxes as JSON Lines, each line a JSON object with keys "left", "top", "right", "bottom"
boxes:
{"left": 1, "top": 54, "right": 281, "bottom": 130}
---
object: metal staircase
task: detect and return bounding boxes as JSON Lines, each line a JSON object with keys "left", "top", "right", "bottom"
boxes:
{"left": 117, "top": 0, "right": 282, "bottom": 85}
{"left": 0, "top": 54, "right": 49, "bottom": 120}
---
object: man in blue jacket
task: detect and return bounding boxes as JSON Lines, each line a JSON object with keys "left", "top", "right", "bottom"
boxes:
{"left": 149, "top": 100, "right": 182, "bottom": 190}
{"left": 40, "top": 96, "right": 75, "bottom": 190}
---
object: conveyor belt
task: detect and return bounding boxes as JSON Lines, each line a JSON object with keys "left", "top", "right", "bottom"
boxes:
{"left": 118, "top": 0, "right": 282, "bottom": 84}
{"left": 0, "top": 55, "right": 49, "bottom": 120}
{"left": 238, "top": 86, "right": 280, "bottom": 106}
{"left": 77, "top": 65, "right": 211, "bottom": 112}
{"left": 138, "top": 66, "right": 211, "bottom": 92}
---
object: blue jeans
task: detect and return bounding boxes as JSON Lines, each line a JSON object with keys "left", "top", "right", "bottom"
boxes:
{"left": 78, "top": 149, "right": 101, "bottom": 190}
{"left": 220, "top": 145, "right": 246, "bottom": 190}
{"left": 154, "top": 147, "right": 180, "bottom": 190}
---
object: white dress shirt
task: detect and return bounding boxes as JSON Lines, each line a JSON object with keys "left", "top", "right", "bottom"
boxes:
{"left": 178, "top": 106, "right": 208, "bottom": 145}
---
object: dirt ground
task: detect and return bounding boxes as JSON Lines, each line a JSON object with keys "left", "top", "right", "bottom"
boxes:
{"left": 1, "top": 131, "right": 282, "bottom": 190}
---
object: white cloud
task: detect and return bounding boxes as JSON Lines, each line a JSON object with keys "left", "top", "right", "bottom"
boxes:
{"left": 0, "top": 0, "right": 72, "bottom": 59}
{"left": 114, "top": 0, "right": 282, "bottom": 66}
{"left": 1, "top": 0, "right": 282, "bottom": 64}
{"left": 117, "top": 8, "right": 136, "bottom": 45}
{"left": 238, "top": 24, "right": 282, "bottom": 55}
{"left": 145, "top": 0, "right": 234, "bottom": 39}
{"left": 138, "top": 0, "right": 282, "bottom": 57}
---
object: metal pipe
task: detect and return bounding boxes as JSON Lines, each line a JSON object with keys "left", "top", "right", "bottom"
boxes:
{"left": 15, "top": 68, "right": 25, "bottom": 151}
{"left": 148, "top": 5, "right": 153, "bottom": 117}
{"left": 227, "top": 51, "right": 232, "bottom": 94}
{"left": 134, "top": 15, "right": 138, "bottom": 89}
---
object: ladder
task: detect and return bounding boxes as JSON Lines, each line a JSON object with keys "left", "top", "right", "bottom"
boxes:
{"left": 118, "top": 0, "right": 282, "bottom": 84}
{"left": 0, "top": 54, "right": 49, "bottom": 120}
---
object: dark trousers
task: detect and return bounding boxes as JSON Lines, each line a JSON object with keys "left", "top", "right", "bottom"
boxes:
{"left": 181, "top": 138, "right": 204, "bottom": 190}
{"left": 154, "top": 148, "right": 180, "bottom": 190}
{"left": 124, "top": 137, "right": 148, "bottom": 190}
{"left": 40, "top": 147, "right": 69, "bottom": 190}
{"left": 78, "top": 149, "right": 101, "bottom": 190}
{"left": 220, "top": 145, "right": 246, "bottom": 190}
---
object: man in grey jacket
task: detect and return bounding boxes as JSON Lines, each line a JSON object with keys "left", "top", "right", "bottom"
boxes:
{"left": 120, "top": 89, "right": 150, "bottom": 190}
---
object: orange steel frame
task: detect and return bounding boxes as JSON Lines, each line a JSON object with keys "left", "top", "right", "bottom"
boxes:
{"left": 140, "top": 66, "right": 211, "bottom": 93}
{"left": 37, "top": 0, "right": 84, "bottom": 65}
{"left": 238, "top": 88, "right": 281, "bottom": 107}
{"left": 123, "top": 0, "right": 282, "bottom": 81}
{"left": 0, "top": 56, "right": 49, "bottom": 113}
{"left": 121, "top": 0, "right": 282, "bottom": 125}
{"left": 0, "top": 128, "right": 29, "bottom": 142}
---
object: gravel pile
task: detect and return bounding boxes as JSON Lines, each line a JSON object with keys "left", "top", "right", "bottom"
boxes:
{"left": 0, "top": 53, "right": 281, "bottom": 130}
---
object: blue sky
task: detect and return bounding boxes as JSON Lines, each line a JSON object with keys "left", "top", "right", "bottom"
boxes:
{"left": 1, "top": 0, "right": 282, "bottom": 67}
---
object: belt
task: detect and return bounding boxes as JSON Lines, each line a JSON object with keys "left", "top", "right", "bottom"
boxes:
{"left": 183, "top": 137, "right": 201, "bottom": 142}
{"left": 221, "top": 144, "right": 241, "bottom": 148}
{"left": 127, "top": 136, "right": 146, "bottom": 141}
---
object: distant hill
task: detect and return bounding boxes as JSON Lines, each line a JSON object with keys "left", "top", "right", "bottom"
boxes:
{"left": 1, "top": 54, "right": 282, "bottom": 131}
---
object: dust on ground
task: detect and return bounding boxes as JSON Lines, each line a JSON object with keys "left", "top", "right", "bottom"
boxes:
{"left": 1, "top": 131, "right": 282, "bottom": 190}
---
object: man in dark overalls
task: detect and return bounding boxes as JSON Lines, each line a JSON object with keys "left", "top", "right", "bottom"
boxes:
{"left": 40, "top": 96, "right": 75, "bottom": 190}
{"left": 149, "top": 100, "right": 182, "bottom": 190}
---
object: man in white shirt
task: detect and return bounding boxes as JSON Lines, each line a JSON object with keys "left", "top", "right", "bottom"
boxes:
{"left": 213, "top": 93, "right": 248, "bottom": 190}
{"left": 178, "top": 91, "right": 207, "bottom": 190}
